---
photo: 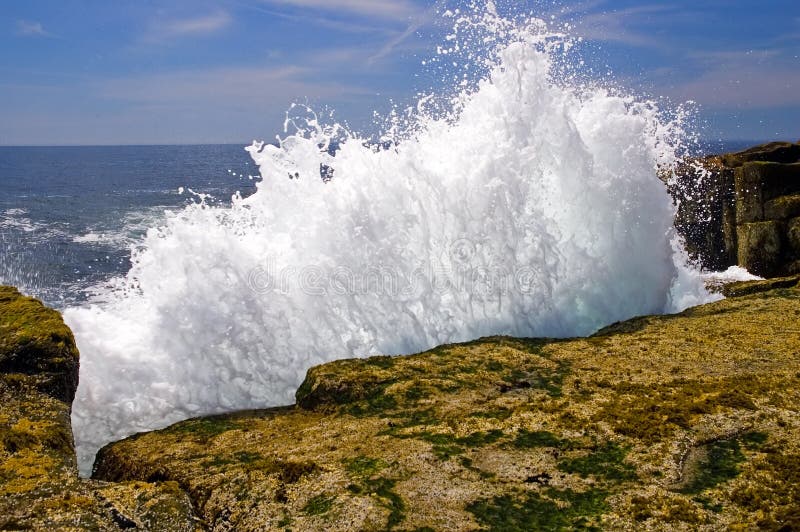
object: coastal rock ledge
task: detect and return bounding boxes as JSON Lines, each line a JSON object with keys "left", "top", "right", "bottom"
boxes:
{"left": 3, "top": 279, "right": 800, "bottom": 530}
{"left": 0, "top": 286, "right": 198, "bottom": 531}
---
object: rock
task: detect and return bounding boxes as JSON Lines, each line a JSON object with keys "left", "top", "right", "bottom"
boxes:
{"left": 788, "top": 217, "right": 800, "bottom": 256}
{"left": 765, "top": 195, "right": 800, "bottom": 223}
{"left": 296, "top": 357, "right": 398, "bottom": 411}
{"left": 92, "top": 287, "right": 800, "bottom": 531}
{"left": 737, "top": 221, "right": 783, "bottom": 277}
{"left": 0, "top": 286, "right": 79, "bottom": 403}
{"left": 0, "top": 286, "right": 199, "bottom": 530}
{"left": 669, "top": 142, "right": 800, "bottom": 276}
{"left": 734, "top": 163, "right": 767, "bottom": 224}
{"left": 665, "top": 157, "right": 736, "bottom": 270}
{"left": 721, "top": 274, "right": 800, "bottom": 297}
{"left": 734, "top": 162, "right": 800, "bottom": 223}
{"left": 720, "top": 141, "right": 800, "bottom": 167}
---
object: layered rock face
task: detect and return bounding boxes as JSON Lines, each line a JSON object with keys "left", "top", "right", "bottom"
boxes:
{"left": 93, "top": 278, "right": 800, "bottom": 531}
{"left": 0, "top": 286, "right": 199, "bottom": 530}
{"left": 669, "top": 141, "right": 800, "bottom": 276}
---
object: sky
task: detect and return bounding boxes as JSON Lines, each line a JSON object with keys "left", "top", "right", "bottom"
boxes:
{"left": 0, "top": 0, "right": 798, "bottom": 146}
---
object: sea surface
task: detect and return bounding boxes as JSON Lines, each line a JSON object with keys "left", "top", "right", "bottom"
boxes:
{"left": 0, "top": 144, "right": 258, "bottom": 308}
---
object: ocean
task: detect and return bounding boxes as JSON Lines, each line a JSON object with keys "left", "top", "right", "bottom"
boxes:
{"left": 0, "top": 144, "right": 257, "bottom": 308}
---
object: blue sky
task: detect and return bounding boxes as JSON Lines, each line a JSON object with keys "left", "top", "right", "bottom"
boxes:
{"left": 1, "top": 0, "right": 798, "bottom": 145}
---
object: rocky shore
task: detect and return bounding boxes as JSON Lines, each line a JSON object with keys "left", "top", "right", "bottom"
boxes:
{"left": 2, "top": 275, "right": 799, "bottom": 530}
{"left": 2, "top": 142, "right": 800, "bottom": 530}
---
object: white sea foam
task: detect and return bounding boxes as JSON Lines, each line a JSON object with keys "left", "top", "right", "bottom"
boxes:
{"left": 705, "top": 266, "right": 762, "bottom": 284}
{"left": 1, "top": 208, "right": 38, "bottom": 233}
{"left": 71, "top": 207, "right": 174, "bottom": 247}
{"left": 65, "top": 3, "right": 713, "bottom": 474}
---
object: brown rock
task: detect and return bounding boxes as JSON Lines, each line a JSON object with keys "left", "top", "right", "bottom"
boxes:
{"left": 669, "top": 142, "right": 800, "bottom": 274}
{"left": 734, "top": 162, "right": 800, "bottom": 223}
{"left": 720, "top": 141, "right": 800, "bottom": 167}
{"left": 737, "top": 221, "right": 783, "bottom": 277}
{"left": 765, "top": 194, "right": 800, "bottom": 221}
{"left": 734, "top": 163, "right": 766, "bottom": 224}
{"left": 787, "top": 217, "right": 800, "bottom": 256}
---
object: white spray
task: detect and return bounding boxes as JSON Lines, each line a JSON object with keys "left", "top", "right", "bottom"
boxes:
{"left": 65, "top": 3, "right": 713, "bottom": 474}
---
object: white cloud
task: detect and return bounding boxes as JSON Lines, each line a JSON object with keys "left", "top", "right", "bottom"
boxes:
{"left": 261, "top": 0, "right": 418, "bottom": 21}
{"left": 142, "top": 11, "right": 232, "bottom": 43}
{"left": 16, "top": 20, "right": 52, "bottom": 37}
{"left": 634, "top": 49, "right": 800, "bottom": 110}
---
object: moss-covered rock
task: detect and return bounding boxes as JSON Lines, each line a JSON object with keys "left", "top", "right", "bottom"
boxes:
{"left": 0, "top": 286, "right": 79, "bottom": 403}
{"left": 0, "top": 286, "right": 200, "bottom": 530}
{"left": 296, "top": 358, "right": 398, "bottom": 411}
{"left": 93, "top": 286, "right": 800, "bottom": 531}
{"left": 721, "top": 274, "right": 800, "bottom": 298}
{"left": 720, "top": 141, "right": 800, "bottom": 167}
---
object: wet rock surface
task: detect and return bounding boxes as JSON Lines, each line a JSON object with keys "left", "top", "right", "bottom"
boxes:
{"left": 93, "top": 282, "right": 800, "bottom": 531}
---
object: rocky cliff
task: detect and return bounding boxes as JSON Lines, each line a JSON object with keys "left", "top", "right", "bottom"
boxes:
{"left": 668, "top": 141, "right": 800, "bottom": 276}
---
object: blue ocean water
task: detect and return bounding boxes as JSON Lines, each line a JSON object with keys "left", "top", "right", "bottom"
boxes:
{"left": 0, "top": 145, "right": 258, "bottom": 307}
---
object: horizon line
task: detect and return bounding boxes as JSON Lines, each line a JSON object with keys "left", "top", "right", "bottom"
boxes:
{"left": 0, "top": 137, "right": 794, "bottom": 149}
{"left": 0, "top": 142, "right": 257, "bottom": 148}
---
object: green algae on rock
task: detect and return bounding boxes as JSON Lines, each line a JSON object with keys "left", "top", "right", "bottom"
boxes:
{"left": 92, "top": 283, "right": 800, "bottom": 531}
{"left": 721, "top": 274, "right": 800, "bottom": 298}
{"left": 0, "top": 286, "right": 80, "bottom": 403}
{"left": 0, "top": 286, "right": 200, "bottom": 531}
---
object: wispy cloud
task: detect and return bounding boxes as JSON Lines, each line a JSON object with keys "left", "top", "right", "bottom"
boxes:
{"left": 368, "top": 0, "right": 445, "bottom": 63}
{"left": 569, "top": 4, "right": 675, "bottom": 48}
{"left": 770, "top": 30, "right": 800, "bottom": 46}
{"left": 241, "top": 4, "right": 392, "bottom": 34}
{"left": 260, "top": 0, "right": 418, "bottom": 21}
{"left": 96, "top": 64, "right": 370, "bottom": 106}
{"left": 16, "top": 20, "right": 53, "bottom": 38}
{"left": 142, "top": 11, "right": 232, "bottom": 43}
